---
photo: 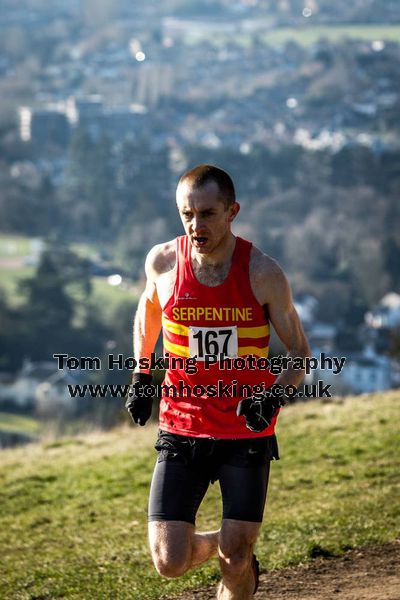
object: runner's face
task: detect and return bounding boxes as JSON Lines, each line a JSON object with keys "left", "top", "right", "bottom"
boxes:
{"left": 176, "top": 181, "right": 239, "bottom": 254}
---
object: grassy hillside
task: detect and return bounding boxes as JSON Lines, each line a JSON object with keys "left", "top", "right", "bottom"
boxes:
{"left": 188, "top": 24, "right": 400, "bottom": 47}
{"left": 261, "top": 24, "right": 400, "bottom": 46}
{"left": 0, "top": 412, "right": 40, "bottom": 436}
{"left": 0, "top": 392, "right": 399, "bottom": 599}
{"left": 0, "top": 233, "right": 136, "bottom": 311}
{"left": 0, "top": 412, "right": 41, "bottom": 448}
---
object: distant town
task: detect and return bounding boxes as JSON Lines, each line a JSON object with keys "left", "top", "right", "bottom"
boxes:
{"left": 1, "top": 1, "right": 399, "bottom": 444}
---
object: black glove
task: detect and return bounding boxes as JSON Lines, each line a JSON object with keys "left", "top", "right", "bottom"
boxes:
{"left": 125, "top": 373, "right": 154, "bottom": 426}
{"left": 236, "top": 386, "right": 287, "bottom": 433}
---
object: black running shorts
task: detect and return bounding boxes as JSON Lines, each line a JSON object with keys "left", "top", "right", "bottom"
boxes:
{"left": 148, "top": 430, "right": 279, "bottom": 525}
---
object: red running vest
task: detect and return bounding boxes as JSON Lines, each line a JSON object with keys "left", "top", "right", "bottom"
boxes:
{"left": 160, "top": 235, "right": 278, "bottom": 438}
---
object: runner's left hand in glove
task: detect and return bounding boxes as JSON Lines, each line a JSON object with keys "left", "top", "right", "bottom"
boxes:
{"left": 236, "top": 386, "right": 287, "bottom": 433}
{"left": 125, "top": 372, "right": 154, "bottom": 426}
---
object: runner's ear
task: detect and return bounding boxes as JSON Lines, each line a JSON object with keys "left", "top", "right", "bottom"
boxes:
{"left": 228, "top": 202, "right": 240, "bottom": 222}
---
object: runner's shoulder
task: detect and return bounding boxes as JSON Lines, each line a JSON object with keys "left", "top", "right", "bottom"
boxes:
{"left": 249, "top": 245, "right": 289, "bottom": 302}
{"left": 250, "top": 245, "right": 284, "bottom": 281}
{"left": 145, "top": 239, "right": 176, "bottom": 280}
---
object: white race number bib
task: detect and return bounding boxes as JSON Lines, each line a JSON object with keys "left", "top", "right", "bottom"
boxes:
{"left": 188, "top": 325, "right": 238, "bottom": 361}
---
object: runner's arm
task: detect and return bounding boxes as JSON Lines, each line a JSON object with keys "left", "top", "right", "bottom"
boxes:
{"left": 265, "top": 263, "right": 311, "bottom": 389}
{"left": 133, "top": 250, "right": 163, "bottom": 374}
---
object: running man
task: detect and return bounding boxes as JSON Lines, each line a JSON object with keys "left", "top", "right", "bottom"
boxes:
{"left": 126, "top": 164, "right": 311, "bottom": 599}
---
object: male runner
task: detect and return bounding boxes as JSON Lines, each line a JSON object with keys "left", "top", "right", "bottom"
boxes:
{"left": 126, "top": 164, "right": 310, "bottom": 599}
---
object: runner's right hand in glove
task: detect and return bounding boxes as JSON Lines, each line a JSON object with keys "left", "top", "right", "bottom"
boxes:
{"left": 125, "top": 372, "right": 154, "bottom": 426}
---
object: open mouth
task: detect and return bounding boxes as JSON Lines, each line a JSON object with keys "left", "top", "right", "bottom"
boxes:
{"left": 193, "top": 236, "right": 208, "bottom": 246}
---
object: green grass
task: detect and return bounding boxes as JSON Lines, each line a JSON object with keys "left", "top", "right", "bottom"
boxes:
{"left": 70, "top": 242, "right": 100, "bottom": 261}
{"left": 91, "top": 277, "right": 138, "bottom": 319}
{"left": 0, "top": 231, "right": 36, "bottom": 304}
{"left": 0, "top": 266, "right": 34, "bottom": 306}
{"left": 0, "top": 412, "right": 41, "bottom": 435}
{"left": 188, "top": 24, "right": 400, "bottom": 47}
{"left": 0, "top": 391, "right": 399, "bottom": 599}
{"left": 0, "top": 268, "right": 135, "bottom": 313}
{"left": 0, "top": 412, "right": 41, "bottom": 447}
{"left": 0, "top": 233, "right": 138, "bottom": 312}
{"left": 0, "top": 234, "right": 32, "bottom": 258}
{"left": 0, "top": 235, "right": 99, "bottom": 262}
{"left": 262, "top": 25, "right": 400, "bottom": 47}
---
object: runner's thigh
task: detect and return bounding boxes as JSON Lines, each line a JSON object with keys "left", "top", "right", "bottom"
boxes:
{"left": 219, "top": 460, "right": 270, "bottom": 522}
{"left": 148, "top": 519, "right": 195, "bottom": 570}
{"left": 148, "top": 450, "right": 210, "bottom": 524}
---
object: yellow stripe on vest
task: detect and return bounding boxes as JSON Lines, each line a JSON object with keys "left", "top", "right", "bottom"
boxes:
{"left": 162, "top": 315, "right": 189, "bottom": 337}
{"left": 237, "top": 324, "right": 269, "bottom": 338}
{"left": 163, "top": 338, "right": 191, "bottom": 358}
{"left": 238, "top": 346, "right": 269, "bottom": 357}
{"left": 163, "top": 316, "right": 269, "bottom": 340}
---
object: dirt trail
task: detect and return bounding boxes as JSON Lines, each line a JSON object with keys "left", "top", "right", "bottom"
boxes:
{"left": 168, "top": 540, "right": 400, "bottom": 600}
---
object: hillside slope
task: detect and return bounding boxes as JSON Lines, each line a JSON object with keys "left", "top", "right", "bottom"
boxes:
{"left": 0, "top": 392, "right": 399, "bottom": 600}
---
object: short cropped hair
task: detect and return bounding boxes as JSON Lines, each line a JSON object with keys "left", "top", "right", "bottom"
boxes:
{"left": 178, "top": 164, "right": 236, "bottom": 208}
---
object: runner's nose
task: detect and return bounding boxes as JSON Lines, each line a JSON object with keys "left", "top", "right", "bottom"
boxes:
{"left": 191, "top": 215, "right": 203, "bottom": 232}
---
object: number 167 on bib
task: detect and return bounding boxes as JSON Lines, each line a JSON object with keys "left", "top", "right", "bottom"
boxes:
{"left": 188, "top": 326, "right": 238, "bottom": 360}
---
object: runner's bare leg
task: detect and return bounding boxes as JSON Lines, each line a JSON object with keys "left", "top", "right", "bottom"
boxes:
{"left": 192, "top": 528, "right": 220, "bottom": 567}
{"left": 217, "top": 519, "right": 261, "bottom": 600}
{"left": 148, "top": 521, "right": 219, "bottom": 577}
{"left": 149, "top": 519, "right": 260, "bottom": 599}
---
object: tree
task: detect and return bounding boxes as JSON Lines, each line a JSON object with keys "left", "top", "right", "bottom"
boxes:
{"left": 87, "top": 136, "right": 114, "bottom": 234}
{"left": 16, "top": 241, "right": 109, "bottom": 364}
{"left": 18, "top": 246, "right": 75, "bottom": 361}
{"left": 382, "top": 236, "right": 400, "bottom": 290}
{"left": 62, "top": 128, "right": 96, "bottom": 238}
{"left": 0, "top": 290, "right": 23, "bottom": 371}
